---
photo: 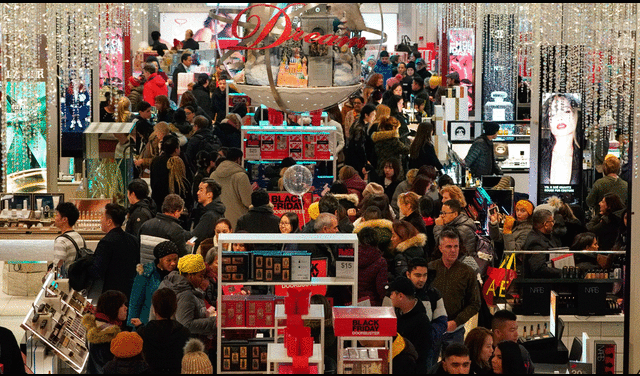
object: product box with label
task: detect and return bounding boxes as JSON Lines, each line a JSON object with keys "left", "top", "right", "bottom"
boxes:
{"left": 252, "top": 251, "right": 311, "bottom": 282}
{"left": 221, "top": 252, "right": 250, "bottom": 282}
{"left": 221, "top": 296, "right": 246, "bottom": 327}
{"left": 246, "top": 296, "right": 275, "bottom": 327}
{"left": 303, "top": 134, "right": 317, "bottom": 160}
{"left": 594, "top": 340, "right": 615, "bottom": 374}
{"left": 245, "top": 134, "right": 261, "bottom": 160}
{"left": 289, "top": 134, "right": 303, "bottom": 160}
{"left": 314, "top": 134, "right": 332, "bottom": 160}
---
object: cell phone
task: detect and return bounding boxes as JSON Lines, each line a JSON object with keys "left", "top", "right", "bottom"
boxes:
{"left": 489, "top": 205, "right": 498, "bottom": 217}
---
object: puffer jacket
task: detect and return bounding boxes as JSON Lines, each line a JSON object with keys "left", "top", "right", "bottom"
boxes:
{"left": 126, "top": 197, "right": 157, "bottom": 237}
{"left": 128, "top": 76, "right": 144, "bottom": 111}
{"left": 488, "top": 219, "right": 533, "bottom": 251}
{"left": 464, "top": 135, "right": 502, "bottom": 177}
{"left": 210, "top": 160, "right": 253, "bottom": 228}
{"left": 139, "top": 213, "right": 191, "bottom": 265}
{"left": 153, "top": 271, "right": 216, "bottom": 335}
{"left": 392, "top": 233, "right": 427, "bottom": 278}
{"left": 372, "top": 129, "right": 410, "bottom": 178}
{"left": 143, "top": 73, "right": 168, "bottom": 107}
{"left": 127, "top": 262, "right": 167, "bottom": 326}
{"left": 357, "top": 243, "right": 388, "bottom": 306}
{"left": 353, "top": 218, "right": 394, "bottom": 261}
{"left": 433, "top": 212, "right": 477, "bottom": 257}
{"left": 190, "top": 198, "right": 226, "bottom": 251}
{"left": 83, "top": 314, "right": 121, "bottom": 374}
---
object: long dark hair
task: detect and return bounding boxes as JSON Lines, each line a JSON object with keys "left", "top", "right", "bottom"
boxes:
{"left": 570, "top": 232, "right": 597, "bottom": 251}
{"left": 388, "top": 94, "right": 404, "bottom": 116}
{"left": 410, "top": 121, "right": 435, "bottom": 160}
{"left": 281, "top": 212, "right": 300, "bottom": 233}
{"left": 540, "top": 93, "right": 582, "bottom": 184}
{"left": 354, "top": 104, "right": 377, "bottom": 129}
{"left": 602, "top": 192, "right": 624, "bottom": 216}
{"left": 497, "top": 341, "right": 527, "bottom": 374}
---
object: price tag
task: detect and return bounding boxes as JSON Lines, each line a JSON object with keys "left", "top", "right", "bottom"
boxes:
{"left": 336, "top": 261, "right": 354, "bottom": 279}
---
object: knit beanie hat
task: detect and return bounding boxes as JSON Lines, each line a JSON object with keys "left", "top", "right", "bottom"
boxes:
{"left": 386, "top": 77, "right": 399, "bottom": 89}
{"left": 483, "top": 122, "right": 500, "bottom": 136}
{"left": 406, "top": 62, "right": 416, "bottom": 71}
{"left": 110, "top": 332, "right": 143, "bottom": 358}
{"left": 362, "top": 182, "right": 384, "bottom": 199}
{"left": 308, "top": 202, "right": 320, "bottom": 220}
{"left": 154, "top": 240, "right": 180, "bottom": 261}
{"left": 182, "top": 338, "right": 213, "bottom": 374}
{"left": 178, "top": 254, "right": 206, "bottom": 274}
{"left": 515, "top": 200, "right": 534, "bottom": 216}
{"left": 429, "top": 75, "right": 442, "bottom": 87}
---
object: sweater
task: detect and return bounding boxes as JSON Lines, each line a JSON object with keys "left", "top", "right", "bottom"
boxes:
{"left": 586, "top": 175, "right": 628, "bottom": 210}
{"left": 427, "top": 259, "right": 481, "bottom": 327}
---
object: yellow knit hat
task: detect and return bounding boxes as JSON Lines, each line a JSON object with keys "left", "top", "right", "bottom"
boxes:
{"left": 178, "top": 254, "right": 206, "bottom": 274}
{"left": 308, "top": 201, "right": 320, "bottom": 220}
{"left": 429, "top": 75, "right": 442, "bottom": 87}
{"left": 110, "top": 332, "right": 143, "bottom": 358}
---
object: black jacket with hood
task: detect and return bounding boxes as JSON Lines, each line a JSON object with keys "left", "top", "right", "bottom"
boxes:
{"left": 126, "top": 197, "right": 157, "bottom": 237}
{"left": 136, "top": 319, "right": 191, "bottom": 374}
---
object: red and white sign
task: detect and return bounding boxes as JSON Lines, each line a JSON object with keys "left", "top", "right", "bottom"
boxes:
{"left": 333, "top": 307, "right": 397, "bottom": 337}
{"left": 269, "top": 192, "right": 319, "bottom": 225}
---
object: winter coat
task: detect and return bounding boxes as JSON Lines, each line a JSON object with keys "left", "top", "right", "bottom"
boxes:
{"left": 395, "top": 295, "right": 432, "bottom": 373}
{"left": 126, "top": 198, "right": 157, "bottom": 237}
{"left": 153, "top": 271, "right": 217, "bottom": 335}
{"left": 554, "top": 215, "right": 586, "bottom": 248}
{"left": 83, "top": 314, "right": 121, "bottom": 374}
{"left": 353, "top": 218, "right": 394, "bottom": 261}
{"left": 212, "top": 121, "right": 241, "bottom": 149}
{"left": 128, "top": 78, "right": 144, "bottom": 112}
{"left": 464, "top": 135, "right": 502, "bottom": 177}
{"left": 372, "top": 129, "right": 410, "bottom": 178}
{"left": 136, "top": 319, "right": 190, "bottom": 374}
{"left": 522, "top": 229, "right": 563, "bottom": 278}
{"left": 392, "top": 233, "right": 427, "bottom": 278}
{"left": 236, "top": 204, "right": 281, "bottom": 234}
{"left": 184, "top": 128, "right": 221, "bottom": 173}
{"left": 488, "top": 219, "right": 533, "bottom": 251}
{"left": 103, "top": 357, "right": 151, "bottom": 374}
{"left": 344, "top": 124, "right": 371, "bottom": 176}
{"left": 190, "top": 199, "right": 225, "bottom": 251}
{"left": 357, "top": 243, "right": 388, "bottom": 306}
{"left": 342, "top": 174, "right": 367, "bottom": 202}
{"left": 409, "top": 141, "right": 443, "bottom": 171}
{"left": 150, "top": 153, "right": 190, "bottom": 210}
{"left": 139, "top": 213, "right": 191, "bottom": 264}
{"left": 433, "top": 212, "right": 477, "bottom": 257}
{"left": 157, "top": 108, "right": 175, "bottom": 124}
{"left": 586, "top": 212, "right": 622, "bottom": 251}
{"left": 143, "top": 73, "right": 168, "bottom": 107}
{"left": 127, "top": 263, "right": 169, "bottom": 326}
{"left": 416, "top": 283, "right": 448, "bottom": 369}
{"left": 404, "top": 210, "right": 428, "bottom": 236}
{"left": 192, "top": 83, "right": 213, "bottom": 119}
{"left": 89, "top": 227, "right": 140, "bottom": 299}
{"left": 210, "top": 160, "right": 253, "bottom": 228}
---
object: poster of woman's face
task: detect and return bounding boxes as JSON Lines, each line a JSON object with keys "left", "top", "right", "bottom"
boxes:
{"left": 539, "top": 92, "right": 582, "bottom": 201}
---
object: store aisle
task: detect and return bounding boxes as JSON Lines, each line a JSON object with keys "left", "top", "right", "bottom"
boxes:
{"left": 0, "top": 262, "right": 34, "bottom": 344}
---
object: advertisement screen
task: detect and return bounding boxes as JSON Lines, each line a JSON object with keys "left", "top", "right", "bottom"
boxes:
{"left": 448, "top": 28, "right": 475, "bottom": 112}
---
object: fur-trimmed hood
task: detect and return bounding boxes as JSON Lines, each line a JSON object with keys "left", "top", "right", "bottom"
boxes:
{"left": 371, "top": 129, "right": 399, "bottom": 143}
{"left": 353, "top": 218, "right": 393, "bottom": 234}
{"left": 395, "top": 233, "right": 427, "bottom": 253}
{"left": 82, "top": 314, "right": 121, "bottom": 344}
{"left": 333, "top": 193, "right": 359, "bottom": 207}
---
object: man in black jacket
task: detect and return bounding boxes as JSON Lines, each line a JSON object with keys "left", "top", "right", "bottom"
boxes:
{"left": 139, "top": 194, "right": 191, "bottom": 265}
{"left": 189, "top": 179, "right": 225, "bottom": 252}
{"left": 185, "top": 115, "right": 221, "bottom": 173}
{"left": 170, "top": 53, "right": 192, "bottom": 104}
{"left": 192, "top": 73, "right": 213, "bottom": 119}
{"left": 464, "top": 122, "right": 502, "bottom": 178}
{"left": 522, "top": 209, "right": 562, "bottom": 278}
{"left": 90, "top": 204, "right": 140, "bottom": 299}
{"left": 182, "top": 29, "right": 199, "bottom": 50}
{"left": 236, "top": 189, "right": 280, "bottom": 233}
{"left": 388, "top": 277, "right": 431, "bottom": 374}
{"left": 411, "top": 76, "right": 430, "bottom": 102}
{"left": 126, "top": 179, "right": 156, "bottom": 237}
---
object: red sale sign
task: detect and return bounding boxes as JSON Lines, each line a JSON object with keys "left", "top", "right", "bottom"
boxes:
{"left": 269, "top": 192, "right": 320, "bottom": 225}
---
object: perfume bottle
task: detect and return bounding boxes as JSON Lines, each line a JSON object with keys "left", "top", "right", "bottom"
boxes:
{"left": 484, "top": 91, "right": 514, "bottom": 121}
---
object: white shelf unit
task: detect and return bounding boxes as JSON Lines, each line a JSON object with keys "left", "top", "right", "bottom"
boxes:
{"left": 267, "top": 343, "right": 324, "bottom": 374}
{"left": 337, "top": 337, "right": 394, "bottom": 374}
{"left": 216, "top": 233, "right": 358, "bottom": 374}
{"left": 274, "top": 303, "right": 325, "bottom": 358}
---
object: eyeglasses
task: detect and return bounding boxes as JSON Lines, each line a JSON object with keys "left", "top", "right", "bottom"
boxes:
{"left": 440, "top": 211, "right": 455, "bottom": 215}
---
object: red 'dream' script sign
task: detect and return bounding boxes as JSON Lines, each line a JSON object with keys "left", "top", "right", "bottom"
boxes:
{"left": 229, "top": 3, "right": 368, "bottom": 50}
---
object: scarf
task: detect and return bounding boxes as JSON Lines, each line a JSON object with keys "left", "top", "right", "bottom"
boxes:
{"left": 95, "top": 312, "right": 122, "bottom": 328}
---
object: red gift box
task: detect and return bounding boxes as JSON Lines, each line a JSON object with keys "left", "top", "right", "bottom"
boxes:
{"left": 333, "top": 307, "right": 397, "bottom": 337}
{"left": 221, "top": 296, "right": 246, "bottom": 327}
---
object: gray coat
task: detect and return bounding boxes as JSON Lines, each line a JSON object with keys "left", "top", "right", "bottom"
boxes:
{"left": 210, "top": 160, "right": 253, "bottom": 229}
{"left": 433, "top": 212, "right": 477, "bottom": 257}
{"left": 488, "top": 219, "right": 533, "bottom": 251}
{"left": 152, "top": 271, "right": 216, "bottom": 335}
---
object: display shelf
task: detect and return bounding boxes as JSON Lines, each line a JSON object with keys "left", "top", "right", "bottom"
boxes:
{"left": 266, "top": 343, "right": 323, "bottom": 374}
{"left": 274, "top": 303, "right": 325, "bottom": 360}
{"left": 515, "top": 278, "right": 622, "bottom": 284}
{"left": 216, "top": 233, "right": 358, "bottom": 374}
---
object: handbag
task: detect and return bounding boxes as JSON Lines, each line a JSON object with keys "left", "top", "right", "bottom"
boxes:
{"left": 482, "top": 253, "right": 517, "bottom": 306}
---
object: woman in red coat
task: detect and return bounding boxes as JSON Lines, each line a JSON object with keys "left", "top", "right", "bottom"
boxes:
{"left": 142, "top": 63, "right": 168, "bottom": 107}
{"left": 357, "top": 227, "right": 388, "bottom": 306}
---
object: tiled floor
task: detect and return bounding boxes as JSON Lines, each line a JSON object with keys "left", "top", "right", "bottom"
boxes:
{"left": 0, "top": 261, "right": 36, "bottom": 344}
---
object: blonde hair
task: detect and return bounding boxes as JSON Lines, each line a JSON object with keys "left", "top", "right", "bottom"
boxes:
{"left": 154, "top": 121, "right": 170, "bottom": 135}
{"left": 440, "top": 185, "right": 467, "bottom": 207}
{"left": 116, "top": 97, "right": 131, "bottom": 122}
{"left": 374, "top": 104, "right": 391, "bottom": 124}
{"left": 398, "top": 191, "right": 420, "bottom": 211}
{"left": 167, "top": 156, "right": 188, "bottom": 196}
{"left": 405, "top": 169, "right": 419, "bottom": 185}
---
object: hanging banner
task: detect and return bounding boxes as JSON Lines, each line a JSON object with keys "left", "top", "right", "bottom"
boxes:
{"left": 448, "top": 28, "right": 475, "bottom": 113}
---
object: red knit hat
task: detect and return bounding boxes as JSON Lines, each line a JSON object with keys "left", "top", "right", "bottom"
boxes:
{"left": 110, "top": 332, "right": 143, "bottom": 358}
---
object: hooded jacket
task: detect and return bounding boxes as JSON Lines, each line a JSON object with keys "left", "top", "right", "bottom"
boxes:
{"left": 342, "top": 175, "right": 367, "bottom": 201}
{"left": 353, "top": 218, "right": 394, "bottom": 260}
{"left": 433, "top": 212, "right": 477, "bottom": 257}
{"left": 190, "top": 198, "right": 226, "bottom": 251}
{"left": 83, "top": 314, "right": 121, "bottom": 374}
{"left": 128, "top": 262, "right": 170, "bottom": 326}
{"left": 139, "top": 213, "right": 190, "bottom": 265}
{"left": 126, "top": 198, "right": 157, "bottom": 237}
{"left": 488, "top": 219, "right": 533, "bottom": 251}
{"left": 143, "top": 73, "right": 168, "bottom": 107}
{"left": 210, "top": 160, "right": 253, "bottom": 228}
{"left": 357, "top": 243, "right": 388, "bottom": 306}
{"left": 136, "top": 319, "right": 191, "bottom": 374}
{"left": 153, "top": 271, "right": 216, "bottom": 335}
{"left": 372, "top": 129, "right": 410, "bottom": 178}
{"left": 213, "top": 120, "right": 242, "bottom": 149}
{"left": 236, "top": 204, "right": 281, "bottom": 234}
{"left": 393, "top": 233, "right": 427, "bottom": 278}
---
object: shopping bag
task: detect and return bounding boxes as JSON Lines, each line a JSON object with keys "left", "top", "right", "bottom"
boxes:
{"left": 482, "top": 253, "right": 517, "bottom": 306}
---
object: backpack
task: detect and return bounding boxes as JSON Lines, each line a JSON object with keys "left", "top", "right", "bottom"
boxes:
{"left": 473, "top": 232, "right": 496, "bottom": 277}
{"left": 61, "top": 234, "right": 96, "bottom": 292}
